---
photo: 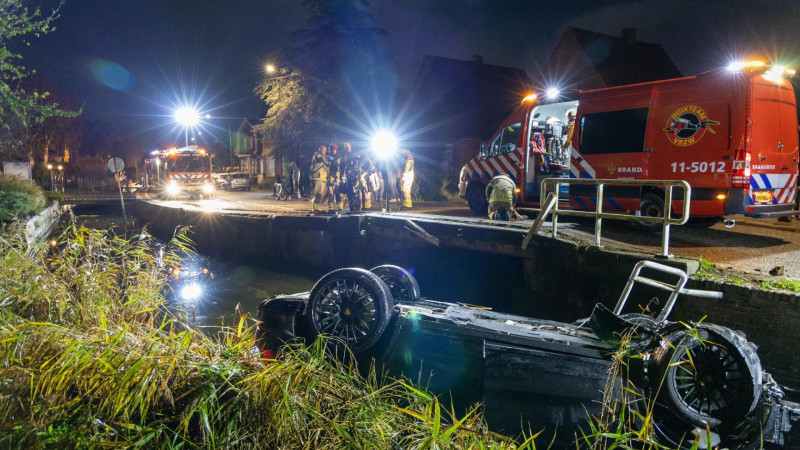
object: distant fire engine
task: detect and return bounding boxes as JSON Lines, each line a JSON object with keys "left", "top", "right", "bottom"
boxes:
{"left": 144, "top": 145, "right": 214, "bottom": 199}
{"left": 458, "top": 61, "right": 799, "bottom": 226}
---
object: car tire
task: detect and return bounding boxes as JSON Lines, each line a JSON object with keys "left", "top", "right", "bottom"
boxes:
{"left": 634, "top": 193, "right": 665, "bottom": 231}
{"left": 648, "top": 324, "right": 762, "bottom": 446}
{"left": 306, "top": 268, "right": 394, "bottom": 354}
{"left": 467, "top": 184, "right": 488, "bottom": 215}
{"left": 369, "top": 265, "right": 421, "bottom": 303}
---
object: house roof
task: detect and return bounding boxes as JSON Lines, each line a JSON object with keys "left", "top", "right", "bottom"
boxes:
{"left": 409, "top": 55, "right": 534, "bottom": 140}
{"left": 543, "top": 27, "right": 681, "bottom": 90}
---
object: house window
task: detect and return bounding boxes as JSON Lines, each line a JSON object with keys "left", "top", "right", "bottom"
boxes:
{"left": 579, "top": 108, "right": 648, "bottom": 154}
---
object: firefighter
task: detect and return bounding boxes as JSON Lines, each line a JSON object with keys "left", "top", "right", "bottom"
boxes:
{"left": 399, "top": 149, "right": 414, "bottom": 209}
{"left": 327, "top": 144, "right": 341, "bottom": 211}
{"left": 485, "top": 174, "right": 527, "bottom": 221}
{"left": 309, "top": 144, "right": 330, "bottom": 213}
{"left": 341, "top": 142, "right": 363, "bottom": 211}
{"left": 562, "top": 110, "right": 576, "bottom": 161}
{"left": 357, "top": 152, "right": 375, "bottom": 210}
{"left": 290, "top": 159, "right": 301, "bottom": 198}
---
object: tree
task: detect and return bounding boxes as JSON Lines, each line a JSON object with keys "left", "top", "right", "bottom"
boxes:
{"left": 0, "top": 0, "right": 78, "bottom": 162}
{"left": 253, "top": 0, "right": 397, "bottom": 161}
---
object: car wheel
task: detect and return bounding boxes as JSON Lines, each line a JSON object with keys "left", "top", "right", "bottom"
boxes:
{"left": 634, "top": 193, "right": 665, "bottom": 231}
{"left": 467, "top": 184, "right": 488, "bottom": 215}
{"left": 369, "top": 265, "right": 421, "bottom": 303}
{"left": 306, "top": 268, "right": 394, "bottom": 353}
{"left": 648, "top": 325, "right": 762, "bottom": 446}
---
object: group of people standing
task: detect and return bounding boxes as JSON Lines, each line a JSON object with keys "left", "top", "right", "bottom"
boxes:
{"left": 309, "top": 142, "right": 414, "bottom": 214}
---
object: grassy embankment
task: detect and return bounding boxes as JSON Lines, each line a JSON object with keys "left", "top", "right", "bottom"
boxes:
{"left": 0, "top": 221, "right": 678, "bottom": 448}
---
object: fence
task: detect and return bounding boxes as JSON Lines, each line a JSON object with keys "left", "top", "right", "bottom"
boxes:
{"left": 521, "top": 178, "right": 691, "bottom": 258}
{"left": 64, "top": 177, "right": 127, "bottom": 193}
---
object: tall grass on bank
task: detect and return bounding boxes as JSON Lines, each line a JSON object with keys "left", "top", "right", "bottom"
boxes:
{"left": 0, "top": 222, "right": 535, "bottom": 448}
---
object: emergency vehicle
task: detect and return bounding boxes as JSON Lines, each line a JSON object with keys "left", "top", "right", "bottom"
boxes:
{"left": 458, "top": 61, "right": 799, "bottom": 226}
{"left": 143, "top": 145, "right": 215, "bottom": 199}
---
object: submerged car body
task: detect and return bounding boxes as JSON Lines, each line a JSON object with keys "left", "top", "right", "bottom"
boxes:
{"left": 255, "top": 261, "right": 799, "bottom": 448}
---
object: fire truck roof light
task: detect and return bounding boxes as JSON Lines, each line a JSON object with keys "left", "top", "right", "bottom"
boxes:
{"left": 727, "top": 60, "right": 766, "bottom": 72}
{"left": 545, "top": 88, "right": 560, "bottom": 99}
{"left": 522, "top": 93, "right": 537, "bottom": 103}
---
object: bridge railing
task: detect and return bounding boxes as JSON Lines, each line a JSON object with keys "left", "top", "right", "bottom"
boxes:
{"left": 521, "top": 178, "right": 691, "bottom": 258}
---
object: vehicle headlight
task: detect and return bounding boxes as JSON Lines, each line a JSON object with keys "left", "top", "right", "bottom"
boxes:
{"left": 202, "top": 183, "right": 214, "bottom": 194}
{"left": 166, "top": 183, "right": 181, "bottom": 195}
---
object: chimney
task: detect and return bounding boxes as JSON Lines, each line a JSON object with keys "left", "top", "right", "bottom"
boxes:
{"left": 621, "top": 28, "right": 636, "bottom": 45}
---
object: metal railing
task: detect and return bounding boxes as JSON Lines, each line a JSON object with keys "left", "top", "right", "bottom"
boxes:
{"left": 613, "top": 260, "right": 722, "bottom": 322}
{"left": 521, "top": 178, "right": 691, "bottom": 258}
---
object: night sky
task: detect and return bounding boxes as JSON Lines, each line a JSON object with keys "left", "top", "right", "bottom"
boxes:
{"left": 17, "top": 0, "right": 800, "bottom": 150}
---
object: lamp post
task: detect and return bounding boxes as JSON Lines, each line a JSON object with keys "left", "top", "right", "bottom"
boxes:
{"left": 371, "top": 130, "right": 398, "bottom": 212}
{"left": 46, "top": 163, "right": 54, "bottom": 191}
{"left": 57, "top": 164, "right": 63, "bottom": 192}
{"left": 174, "top": 107, "right": 199, "bottom": 147}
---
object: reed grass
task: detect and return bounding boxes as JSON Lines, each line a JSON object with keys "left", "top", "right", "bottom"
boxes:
{"left": 0, "top": 221, "right": 534, "bottom": 448}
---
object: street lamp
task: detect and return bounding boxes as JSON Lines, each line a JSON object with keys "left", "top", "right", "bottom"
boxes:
{"left": 265, "top": 64, "right": 275, "bottom": 74}
{"left": 371, "top": 130, "right": 398, "bottom": 212}
{"left": 46, "top": 163, "right": 54, "bottom": 191}
{"left": 174, "top": 107, "right": 199, "bottom": 147}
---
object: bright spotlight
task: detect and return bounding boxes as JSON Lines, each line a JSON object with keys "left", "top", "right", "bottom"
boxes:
{"left": 180, "top": 283, "right": 203, "bottom": 301}
{"left": 371, "top": 130, "right": 398, "bottom": 160}
{"left": 174, "top": 107, "right": 199, "bottom": 126}
{"left": 546, "top": 88, "right": 560, "bottom": 99}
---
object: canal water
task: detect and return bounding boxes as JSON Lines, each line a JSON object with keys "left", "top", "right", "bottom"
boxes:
{"left": 67, "top": 205, "right": 317, "bottom": 328}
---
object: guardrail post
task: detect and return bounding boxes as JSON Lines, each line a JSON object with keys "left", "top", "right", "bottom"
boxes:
{"left": 595, "top": 182, "right": 603, "bottom": 247}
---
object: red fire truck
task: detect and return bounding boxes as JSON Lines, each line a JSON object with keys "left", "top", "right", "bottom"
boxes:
{"left": 143, "top": 145, "right": 215, "bottom": 199}
{"left": 458, "top": 61, "right": 799, "bottom": 226}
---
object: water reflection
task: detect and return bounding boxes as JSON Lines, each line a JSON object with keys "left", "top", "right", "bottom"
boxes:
{"left": 168, "top": 255, "right": 315, "bottom": 327}
{"left": 66, "top": 208, "right": 316, "bottom": 328}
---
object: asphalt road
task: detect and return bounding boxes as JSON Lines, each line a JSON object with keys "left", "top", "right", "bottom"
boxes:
{"left": 142, "top": 189, "right": 800, "bottom": 280}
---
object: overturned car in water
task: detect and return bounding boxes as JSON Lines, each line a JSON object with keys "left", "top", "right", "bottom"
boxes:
{"left": 255, "top": 261, "right": 799, "bottom": 448}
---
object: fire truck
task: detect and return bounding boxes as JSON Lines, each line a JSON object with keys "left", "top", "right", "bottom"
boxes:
{"left": 458, "top": 61, "right": 799, "bottom": 226}
{"left": 143, "top": 145, "right": 215, "bottom": 199}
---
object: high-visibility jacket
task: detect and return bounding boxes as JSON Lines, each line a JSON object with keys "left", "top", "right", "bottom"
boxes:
{"left": 486, "top": 174, "right": 514, "bottom": 204}
{"left": 309, "top": 152, "right": 329, "bottom": 182}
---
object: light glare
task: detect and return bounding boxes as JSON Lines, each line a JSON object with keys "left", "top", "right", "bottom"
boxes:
{"left": 180, "top": 284, "right": 203, "bottom": 301}
{"left": 371, "top": 130, "right": 398, "bottom": 160}
{"left": 174, "top": 107, "right": 199, "bottom": 126}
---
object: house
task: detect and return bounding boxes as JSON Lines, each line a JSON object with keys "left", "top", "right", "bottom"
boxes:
{"left": 229, "top": 119, "right": 276, "bottom": 185}
{"left": 542, "top": 27, "right": 682, "bottom": 90}
{"left": 407, "top": 55, "right": 535, "bottom": 180}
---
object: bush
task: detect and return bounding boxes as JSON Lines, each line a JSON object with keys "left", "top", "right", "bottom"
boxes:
{"left": 0, "top": 174, "right": 47, "bottom": 221}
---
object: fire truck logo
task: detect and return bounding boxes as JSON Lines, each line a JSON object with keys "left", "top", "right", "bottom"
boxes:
{"left": 664, "top": 105, "right": 719, "bottom": 146}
